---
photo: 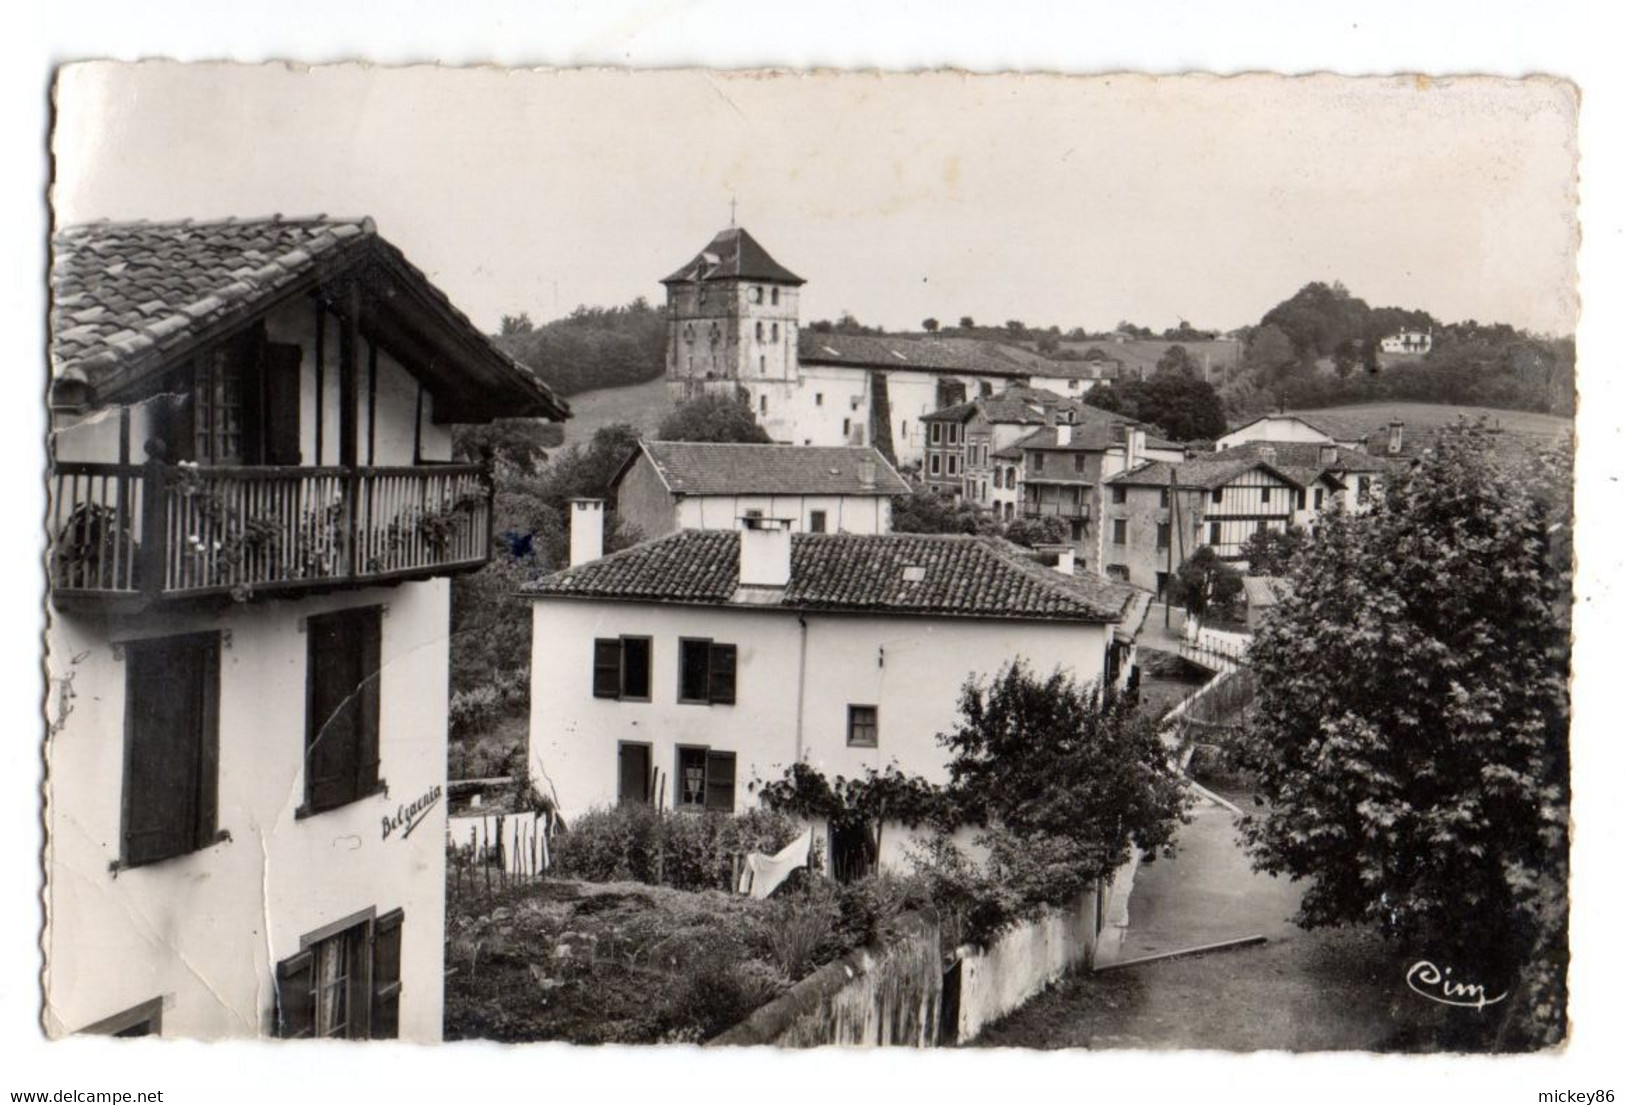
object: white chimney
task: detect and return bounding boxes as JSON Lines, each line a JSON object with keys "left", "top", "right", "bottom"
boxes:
{"left": 857, "top": 457, "right": 877, "bottom": 490}
{"left": 1388, "top": 421, "right": 1404, "bottom": 455}
{"left": 1054, "top": 424, "right": 1073, "bottom": 447}
{"left": 1127, "top": 427, "right": 1145, "bottom": 469}
{"left": 739, "top": 516, "right": 793, "bottom": 588}
{"left": 1318, "top": 443, "right": 1339, "bottom": 467}
{"left": 569, "top": 498, "right": 605, "bottom": 566}
{"left": 1054, "top": 547, "right": 1076, "bottom": 576}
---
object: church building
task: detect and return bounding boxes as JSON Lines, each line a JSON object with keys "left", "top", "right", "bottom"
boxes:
{"left": 662, "top": 227, "right": 1092, "bottom": 469}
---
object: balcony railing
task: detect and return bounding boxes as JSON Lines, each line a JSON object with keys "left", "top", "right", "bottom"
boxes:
{"left": 49, "top": 460, "right": 492, "bottom": 607}
{"left": 1021, "top": 498, "right": 1091, "bottom": 520}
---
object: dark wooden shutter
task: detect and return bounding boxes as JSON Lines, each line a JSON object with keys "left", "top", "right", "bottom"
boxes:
{"left": 123, "top": 634, "right": 216, "bottom": 867}
{"left": 152, "top": 369, "right": 194, "bottom": 462}
{"left": 307, "top": 613, "right": 362, "bottom": 812}
{"left": 709, "top": 644, "right": 737, "bottom": 705}
{"left": 355, "top": 609, "right": 383, "bottom": 797}
{"left": 618, "top": 744, "right": 651, "bottom": 806}
{"left": 592, "top": 639, "right": 621, "bottom": 698}
{"left": 369, "top": 909, "right": 404, "bottom": 1040}
{"left": 262, "top": 342, "right": 303, "bottom": 466}
{"left": 704, "top": 751, "right": 736, "bottom": 813}
{"left": 274, "top": 949, "right": 317, "bottom": 1038}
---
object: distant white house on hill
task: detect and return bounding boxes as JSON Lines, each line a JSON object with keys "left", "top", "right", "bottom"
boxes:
{"left": 525, "top": 505, "right": 1149, "bottom": 878}
{"left": 1379, "top": 328, "right": 1432, "bottom": 354}
{"left": 611, "top": 441, "right": 910, "bottom": 538}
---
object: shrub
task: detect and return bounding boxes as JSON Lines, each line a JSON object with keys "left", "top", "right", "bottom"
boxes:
{"left": 449, "top": 686, "right": 503, "bottom": 742}
{"left": 662, "top": 955, "right": 787, "bottom": 1042}
{"left": 554, "top": 804, "right": 802, "bottom": 892}
{"left": 760, "top": 890, "right": 839, "bottom": 980}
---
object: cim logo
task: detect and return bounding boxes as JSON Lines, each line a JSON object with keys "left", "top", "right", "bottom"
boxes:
{"left": 381, "top": 784, "right": 444, "bottom": 842}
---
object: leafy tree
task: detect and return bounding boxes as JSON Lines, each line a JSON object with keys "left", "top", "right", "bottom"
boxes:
{"left": 1235, "top": 525, "right": 1308, "bottom": 576}
{"left": 655, "top": 394, "right": 772, "bottom": 444}
{"left": 925, "top": 662, "right": 1190, "bottom": 938}
{"left": 922, "top": 317, "right": 940, "bottom": 333}
{"left": 1003, "top": 515, "right": 1069, "bottom": 548}
{"left": 958, "top": 316, "right": 976, "bottom": 330}
{"left": 1035, "top": 331, "right": 1061, "bottom": 355}
{"left": 890, "top": 490, "right": 1000, "bottom": 536}
{"left": 1168, "top": 546, "right": 1243, "bottom": 621}
{"left": 495, "top": 298, "right": 666, "bottom": 397}
{"left": 1155, "top": 344, "right": 1198, "bottom": 378}
{"left": 1084, "top": 372, "right": 1225, "bottom": 442}
{"left": 1234, "top": 427, "right": 1571, "bottom": 1048}
{"left": 1004, "top": 319, "right": 1028, "bottom": 337}
{"left": 452, "top": 418, "right": 563, "bottom": 476}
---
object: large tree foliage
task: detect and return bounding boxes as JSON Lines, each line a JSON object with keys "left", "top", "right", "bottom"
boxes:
{"left": 654, "top": 393, "right": 773, "bottom": 443}
{"left": 1235, "top": 427, "right": 1571, "bottom": 1046}
{"left": 495, "top": 298, "right": 667, "bottom": 397}
{"left": 1087, "top": 354, "right": 1227, "bottom": 442}
{"left": 1235, "top": 524, "right": 1308, "bottom": 577}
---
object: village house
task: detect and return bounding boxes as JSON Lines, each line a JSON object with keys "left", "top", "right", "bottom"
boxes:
{"left": 1215, "top": 414, "right": 1410, "bottom": 507}
{"left": 610, "top": 440, "right": 910, "bottom": 538}
{"left": 524, "top": 506, "right": 1149, "bottom": 878}
{"left": 1102, "top": 448, "right": 1345, "bottom": 588}
{"left": 44, "top": 216, "right": 566, "bottom": 1040}
{"left": 919, "top": 387, "right": 1095, "bottom": 508}
{"left": 1379, "top": 327, "right": 1433, "bottom": 355}
{"left": 1016, "top": 422, "right": 1186, "bottom": 571}
{"left": 661, "top": 226, "right": 1102, "bottom": 467}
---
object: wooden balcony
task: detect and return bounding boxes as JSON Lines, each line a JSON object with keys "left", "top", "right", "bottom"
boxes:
{"left": 1021, "top": 497, "right": 1091, "bottom": 520}
{"left": 49, "top": 460, "right": 493, "bottom": 611}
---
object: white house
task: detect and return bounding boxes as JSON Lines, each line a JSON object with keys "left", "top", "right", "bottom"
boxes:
{"left": 525, "top": 506, "right": 1149, "bottom": 877}
{"left": 1379, "top": 328, "right": 1433, "bottom": 355}
{"left": 610, "top": 441, "right": 910, "bottom": 539}
{"left": 44, "top": 216, "right": 566, "bottom": 1040}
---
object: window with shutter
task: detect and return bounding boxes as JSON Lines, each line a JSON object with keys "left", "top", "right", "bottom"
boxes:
{"left": 676, "top": 746, "right": 708, "bottom": 809}
{"left": 704, "top": 751, "right": 736, "bottom": 812}
{"left": 303, "top": 606, "right": 383, "bottom": 816}
{"left": 121, "top": 632, "right": 220, "bottom": 868}
{"left": 262, "top": 342, "right": 303, "bottom": 465}
{"left": 370, "top": 909, "right": 404, "bottom": 1040}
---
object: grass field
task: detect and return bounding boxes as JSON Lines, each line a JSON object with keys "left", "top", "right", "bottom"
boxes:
{"left": 1286, "top": 401, "right": 1571, "bottom": 438}
{"left": 559, "top": 376, "right": 673, "bottom": 446}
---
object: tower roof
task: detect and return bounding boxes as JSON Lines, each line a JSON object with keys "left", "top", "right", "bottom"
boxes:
{"left": 660, "top": 227, "right": 806, "bottom": 286}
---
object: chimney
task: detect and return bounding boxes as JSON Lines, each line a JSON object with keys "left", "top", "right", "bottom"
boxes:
{"left": 739, "top": 516, "right": 793, "bottom": 588}
{"left": 1258, "top": 445, "right": 1276, "bottom": 465}
{"left": 569, "top": 498, "right": 605, "bottom": 566}
{"left": 857, "top": 457, "right": 877, "bottom": 490}
{"left": 1055, "top": 424, "right": 1073, "bottom": 447}
{"left": 1318, "top": 443, "right": 1338, "bottom": 467}
{"left": 1053, "top": 547, "right": 1076, "bottom": 576}
{"left": 1388, "top": 421, "right": 1404, "bottom": 455}
{"left": 1127, "top": 427, "right": 1145, "bottom": 469}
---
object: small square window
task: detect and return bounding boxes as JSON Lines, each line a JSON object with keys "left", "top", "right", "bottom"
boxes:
{"left": 1113, "top": 519, "right": 1128, "bottom": 545}
{"left": 809, "top": 510, "right": 827, "bottom": 534}
{"left": 1111, "top": 485, "right": 1127, "bottom": 504}
{"left": 847, "top": 705, "right": 879, "bottom": 747}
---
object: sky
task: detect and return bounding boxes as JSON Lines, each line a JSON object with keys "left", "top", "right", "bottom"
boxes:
{"left": 52, "top": 65, "right": 1579, "bottom": 337}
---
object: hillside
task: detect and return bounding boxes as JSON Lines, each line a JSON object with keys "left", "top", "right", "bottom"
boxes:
{"left": 559, "top": 376, "right": 675, "bottom": 445}
{"left": 1283, "top": 401, "right": 1570, "bottom": 439}
{"left": 1037, "top": 338, "right": 1244, "bottom": 381}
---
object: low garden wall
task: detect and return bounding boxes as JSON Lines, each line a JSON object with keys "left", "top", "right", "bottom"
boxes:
{"left": 709, "top": 912, "right": 942, "bottom": 1047}
{"left": 949, "top": 887, "right": 1100, "bottom": 1043}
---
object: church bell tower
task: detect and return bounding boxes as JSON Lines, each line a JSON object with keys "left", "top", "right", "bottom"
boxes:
{"left": 660, "top": 226, "right": 804, "bottom": 406}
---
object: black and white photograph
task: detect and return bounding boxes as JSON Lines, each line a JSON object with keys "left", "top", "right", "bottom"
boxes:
{"left": 10, "top": 6, "right": 1623, "bottom": 1102}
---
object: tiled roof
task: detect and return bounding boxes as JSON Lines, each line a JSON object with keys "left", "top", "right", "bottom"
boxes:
{"left": 660, "top": 227, "right": 805, "bottom": 285}
{"left": 626, "top": 442, "right": 911, "bottom": 497}
{"left": 1014, "top": 423, "right": 1178, "bottom": 453}
{"left": 525, "top": 530, "right": 1133, "bottom": 624}
{"left": 1105, "top": 455, "right": 1313, "bottom": 491}
{"left": 1213, "top": 439, "right": 1397, "bottom": 475}
{"left": 1242, "top": 576, "right": 1288, "bottom": 607}
{"left": 920, "top": 401, "right": 981, "bottom": 423}
{"left": 796, "top": 333, "right": 1046, "bottom": 378}
{"left": 50, "top": 215, "right": 566, "bottom": 420}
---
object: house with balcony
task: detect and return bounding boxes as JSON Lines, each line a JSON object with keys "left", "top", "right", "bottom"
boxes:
{"left": 1102, "top": 447, "right": 1346, "bottom": 587}
{"left": 610, "top": 441, "right": 909, "bottom": 538}
{"left": 524, "top": 503, "right": 1148, "bottom": 880}
{"left": 1017, "top": 422, "right": 1184, "bottom": 571}
{"left": 43, "top": 216, "right": 566, "bottom": 1041}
